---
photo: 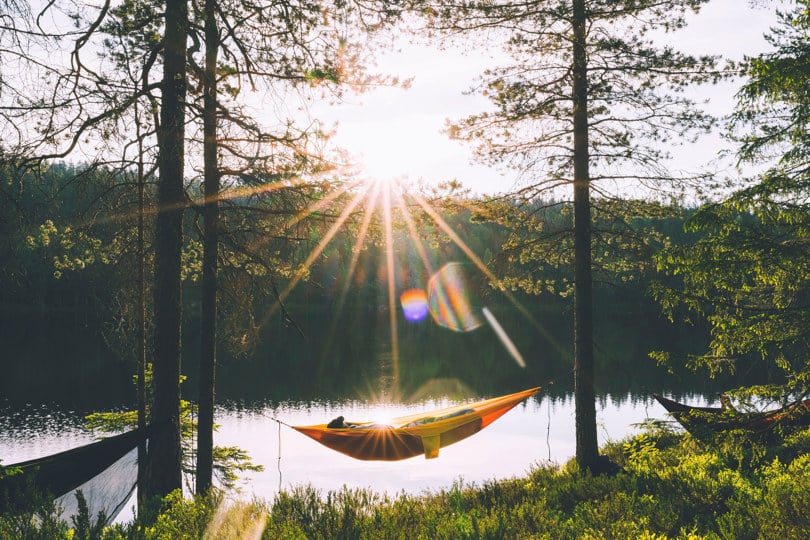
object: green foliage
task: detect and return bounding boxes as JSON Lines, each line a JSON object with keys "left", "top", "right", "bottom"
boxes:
{"left": 256, "top": 429, "right": 806, "bottom": 538}
{"left": 71, "top": 490, "right": 108, "bottom": 540}
{"left": 0, "top": 463, "right": 21, "bottom": 480}
{"left": 85, "top": 365, "right": 262, "bottom": 491}
{"left": 442, "top": 0, "right": 721, "bottom": 182}
{"left": 265, "top": 485, "right": 380, "bottom": 539}
{"left": 26, "top": 218, "right": 125, "bottom": 278}
{"left": 733, "top": 2, "right": 810, "bottom": 167}
{"left": 4, "top": 430, "right": 810, "bottom": 539}
{"left": 758, "top": 454, "right": 810, "bottom": 539}
{"left": 211, "top": 446, "right": 263, "bottom": 490}
{"left": 474, "top": 197, "right": 683, "bottom": 299}
{"left": 0, "top": 480, "right": 70, "bottom": 539}
{"left": 0, "top": 502, "right": 72, "bottom": 540}
{"left": 652, "top": 1, "right": 810, "bottom": 397}
{"left": 141, "top": 490, "right": 214, "bottom": 539}
{"left": 0, "top": 489, "right": 107, "bottom": 540}
{"left": 652, "top": 201, "right": 810, "bottom": 379}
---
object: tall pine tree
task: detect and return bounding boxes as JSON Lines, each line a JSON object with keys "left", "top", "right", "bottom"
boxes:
{"left": 428, "top": 0, "right": 722, "bottom": 471}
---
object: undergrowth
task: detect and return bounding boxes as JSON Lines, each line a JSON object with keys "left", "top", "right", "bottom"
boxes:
{"left": 3, "top": 425, "right": 810, "bottom": 539}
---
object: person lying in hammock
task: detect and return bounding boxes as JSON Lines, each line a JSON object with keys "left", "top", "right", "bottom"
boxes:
{"left": 326, "top": 416, "right": 393, "bottom": 429}
{"left": 325, "top": 409, "right": 476, "bottom": 429}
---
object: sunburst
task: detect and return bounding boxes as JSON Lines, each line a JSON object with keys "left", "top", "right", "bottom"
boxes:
{"left": 246, "top": 170, "right": 555, "bottom": 400}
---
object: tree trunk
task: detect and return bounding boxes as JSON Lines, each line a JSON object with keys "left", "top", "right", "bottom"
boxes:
{"left": 196, "top": 0, "right": 219, "bottom": 495}
{"left": 571, "top": 0, "right": 599, "bottom": 472}
{"left": 135, "top": 103, "right": 147, "bottom": 513}
{"left": 146, "top": 0, "right": 187, "bottom": 500}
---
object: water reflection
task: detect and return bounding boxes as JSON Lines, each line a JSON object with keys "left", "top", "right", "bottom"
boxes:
{"left": 1, "top": 293, "right": 744, "bottom": 412}
{"left": 0, "top": 386, "right": 745, "bottom": 521}
{"left": 217, "top": 391, "right": 694, "bottom": 498}
{"left": 0, "top": 297, "right": 779, "bottom": 511}
{"left": 0, "top": 402, "right": 96, "bottom": 467}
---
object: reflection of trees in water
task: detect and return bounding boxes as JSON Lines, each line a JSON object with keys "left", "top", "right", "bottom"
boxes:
{"left": 2, "top": 292, "right": 777, "bottom": 412}
{"left": 212, "top": 300, "right": 721, "bottom": 404}
{"left": 0, "top": 315, "right": 135, "bottom": 412}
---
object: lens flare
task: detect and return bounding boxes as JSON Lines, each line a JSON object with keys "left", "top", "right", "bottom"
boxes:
{"left": 482, "top": 307, "right": 526, "bottom": 368}
{"left": 400, "top": 288, "right": 429, "bottom": 322}
{"left": 427, "top": 263, "right": 483, "bottom": 332}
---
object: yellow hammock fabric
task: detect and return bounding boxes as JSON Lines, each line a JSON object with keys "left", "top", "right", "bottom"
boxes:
{"left": 292, "top": 387, "right": 540, "bottom": 461}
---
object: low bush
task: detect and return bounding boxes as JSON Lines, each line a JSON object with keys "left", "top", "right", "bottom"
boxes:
{"left": 3, "top": 426, "right": 810, "bottom": 539}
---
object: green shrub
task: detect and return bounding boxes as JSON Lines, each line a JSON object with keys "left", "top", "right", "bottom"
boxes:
{"left": 6, "top": 429, "right": 810, "bottom": 539}
{"left": 758, "top": 454, "right": 810, "bottom": 538}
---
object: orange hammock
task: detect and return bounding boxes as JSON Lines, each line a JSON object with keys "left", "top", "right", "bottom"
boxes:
{"left": 293, "top": 387, "right": 540, "bottom": 461}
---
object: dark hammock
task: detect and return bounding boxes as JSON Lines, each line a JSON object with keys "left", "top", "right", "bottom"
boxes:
{"left": 653, "top": 393, "right": 810, "bottom": 441}
{"left": 0, "top": 425, "right": 154, "bottom": 523}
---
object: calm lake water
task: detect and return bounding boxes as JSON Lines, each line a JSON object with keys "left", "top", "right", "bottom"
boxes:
{"left": 0, "top": 297, "right": 764, "bottom": 519}
{"left": 0, "top": 390, "right": 681, "bottom": 518}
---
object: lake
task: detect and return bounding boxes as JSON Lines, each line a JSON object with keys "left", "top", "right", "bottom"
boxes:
{"left": 0, "top": 298, "right": 760, "bottom": 519}
{"left": 0, "top": 391, "right": 675, "bottom": 504}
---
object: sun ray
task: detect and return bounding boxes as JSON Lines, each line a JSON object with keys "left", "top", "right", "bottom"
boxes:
{"left": 333, "top": 182, "right": 381, "bottom": 314}
{"left": 212, "top": 175, "right": 312, "bottom": 204}
{"left": 411, "top": 193, "right": 564, "bottom": 353}
{"left": 239, "top": 178, "right": 361, "bottom": 256}
{"left": 482, "top": 307, "right": 526, "bottom": 368}
{"left": 282, "top": 179, "right": 363, "bottom": 230}
{"left": 392, "top": 188, "right": 434, "bottom": 278}
{"left": 66, "top": 173, "right": 321, "bottom": 231}
{"left": 319, "top": 181, "right": 382, "bottom": 364}
{"left": 381, "top": 180, "right": 400, "bottom": 400}
{"left": 411, "top": 193, "right": 508, "bottom": 293}
{"left": 260, "top": 184, "right": 370, "bottom": 324}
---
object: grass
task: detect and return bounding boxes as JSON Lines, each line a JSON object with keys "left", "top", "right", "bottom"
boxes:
{"left": 3, "top": 425, "right": 810, "bottom": 539}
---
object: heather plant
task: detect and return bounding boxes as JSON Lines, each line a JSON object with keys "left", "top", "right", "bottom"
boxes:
{"left": 4, "top": 427, "right": 810, "bottom": 539}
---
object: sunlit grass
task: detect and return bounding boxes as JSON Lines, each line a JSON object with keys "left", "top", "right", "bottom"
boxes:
{"left": 18, "top": 427, "right": 801, "bottom": 539}
{"left": 203, "top": 496, "right": 266, "bottom": 540}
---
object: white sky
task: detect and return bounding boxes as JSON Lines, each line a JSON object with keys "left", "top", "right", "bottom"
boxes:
{"left": 312, "top": 0, "right": 779, "bottom": 196}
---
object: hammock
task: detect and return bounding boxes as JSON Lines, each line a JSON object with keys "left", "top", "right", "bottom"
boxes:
{"left": 0, "top": 425, "right": 154, "bottom": 524}
{"left": 293, "top": 387, "right": 540, "bottom": 461}
{"left": 653, "top": 393, "right": 810, "bottom": 441}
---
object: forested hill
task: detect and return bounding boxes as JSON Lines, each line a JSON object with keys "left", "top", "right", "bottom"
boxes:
{"left": 0, "top": 163, "right": 699, "bottom": 323}
{"left": 0, "top": 161, "right": 713, "bottom": 406}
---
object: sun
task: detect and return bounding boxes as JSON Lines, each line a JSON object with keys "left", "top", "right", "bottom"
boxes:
{"left": 352, "top": 146, "right": 409, "bottom": 185}
{"left": 329, "top": 102, "right": 435, "bottom": 188}
{"left": 248, "top": 145, "right": 541, "bottom": 399}
{"left": 360, "top": 173, "right": 404, "bottom": 192}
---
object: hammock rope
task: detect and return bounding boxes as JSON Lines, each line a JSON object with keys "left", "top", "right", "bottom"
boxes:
{"left": 262, "top": 386, "right": 547, "bottom": 469}
{"left": 266, "top": 415, "right": 291, "bottom": 492}
{"left": 277, "top": 419, "right": 282, "bottom": 492}
{"left": 546, "top": 395, "right": 552, "bottom": 462}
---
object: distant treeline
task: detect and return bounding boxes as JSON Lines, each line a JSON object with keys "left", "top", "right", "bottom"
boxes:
{"left": 0, "top": 164, "right": 697, "bottom": 327}
{"left": 0, "top": 162, "right": 723, "bottom": 407}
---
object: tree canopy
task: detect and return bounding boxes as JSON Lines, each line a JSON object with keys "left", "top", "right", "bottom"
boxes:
{"left": 653, "top": 1, "right": 810, "bottom": 402}
{"left": 424, "top": 0, "right": 722, "bottom": 471}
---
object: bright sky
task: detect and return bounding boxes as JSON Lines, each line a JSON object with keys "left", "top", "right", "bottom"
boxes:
{"left": 313, "top": 0, "right": 778, "bottom": 196}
